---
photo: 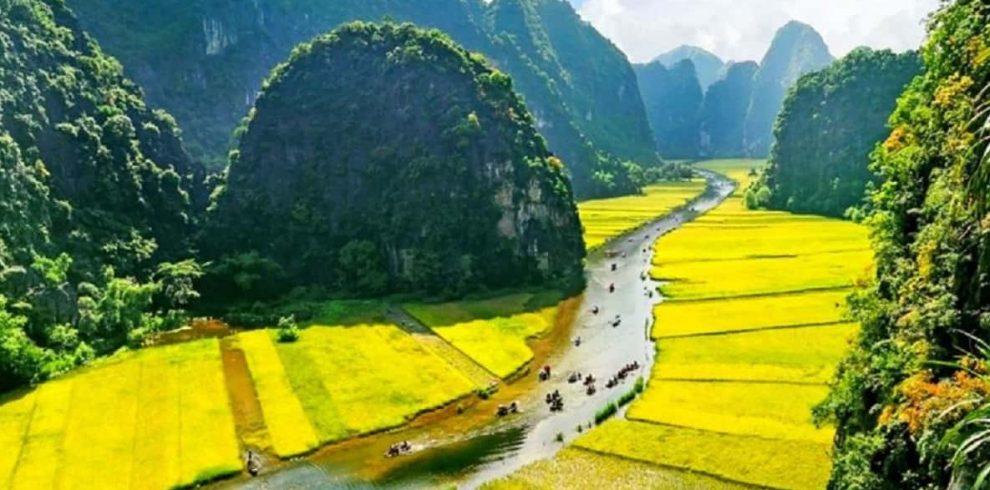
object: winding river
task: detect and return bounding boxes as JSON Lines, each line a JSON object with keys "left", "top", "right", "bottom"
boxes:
{"left": 220, "top": 172, "right": 735, "bottom": 490}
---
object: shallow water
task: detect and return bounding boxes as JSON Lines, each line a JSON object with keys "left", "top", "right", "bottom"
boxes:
{"left": 219, "top": 173, "right": 735, "bottom": 490}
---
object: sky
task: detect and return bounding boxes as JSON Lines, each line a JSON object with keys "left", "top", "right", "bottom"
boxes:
{"left": 567, "top": 0, "right": 941, "bottom": 63}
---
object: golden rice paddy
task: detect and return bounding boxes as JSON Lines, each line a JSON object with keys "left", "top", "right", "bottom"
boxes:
{"left": 578, "top": 180, "right": 706, "bottom": 250}
{"left": 0, "top": 340, "right": 241, "bottom": 490}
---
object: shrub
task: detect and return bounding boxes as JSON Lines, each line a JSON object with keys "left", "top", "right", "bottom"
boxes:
{"left": 276, "top": 315, "right": 300, "bottom": 343}
{"left": 595, "top": 402, "right": 618, "bottom": 425}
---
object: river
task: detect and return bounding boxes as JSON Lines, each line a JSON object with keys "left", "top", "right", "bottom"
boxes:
{"left": 219, "top": 172, "right": 735, "bottom": 490}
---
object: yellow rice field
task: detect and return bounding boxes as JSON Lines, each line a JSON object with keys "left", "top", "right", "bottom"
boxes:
{"left": 0, "top": 340, "right": 241, "bottom": 490}
{"left": 653, "top": 289, "right": 851, "bottom": 337}
{"left": 574, "top": 420, "right": 832, "bottom": 490}
{"left": 240, "top": 324, "right": 478, "bottom": 456}
{"left": 482, "top": 447, "right": 750, "bottom": 490}
{"left": 502, "top": 160, "right": 869, "bottom": 489}
{"left": 405, "top": 292, "right": 563, "bottom": 378}
{"left": 578, "top": 180, "right": 706, "bottom": 250}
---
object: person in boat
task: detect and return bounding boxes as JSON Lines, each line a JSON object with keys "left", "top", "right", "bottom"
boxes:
{"left": 246, "top": 450, "right": 260, "bottom": 476}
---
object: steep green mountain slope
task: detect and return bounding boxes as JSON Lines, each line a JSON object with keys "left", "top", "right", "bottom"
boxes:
{"left": 753, "top": 48, "right": 921, "bottom": 216}
{"left": 65, "top": 0, "right": 656, "bottom": 197}
{"left": 699, "top": 61, "right": 758, "bottom": 157}
{"left": 744, "top": 21, "right": 833, "bottom": 156}
{"left": 652, "top": 44, "right": 725, "bottom": 90}
{"left": 634, "top": 59, "right": 704, "bottom": 158}
{"left": 0, "top": 0, "right": 204, "bottom": 389}
{"left": 816, "top": 1, "right": 990, "bottom": 487}
{"left": 207, "top": 23, "right": 586, "bottom": 300}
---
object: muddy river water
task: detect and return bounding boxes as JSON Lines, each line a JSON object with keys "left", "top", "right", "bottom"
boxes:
{"left": 219, "top": 172, "right": 735, "bottom": 490}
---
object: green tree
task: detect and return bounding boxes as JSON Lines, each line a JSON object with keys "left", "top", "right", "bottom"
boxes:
{"left": 758, "top": 48, "right": 920, "bottom": 217}
{"left": 336, "top": 240, "right": 388, "bottom": 296}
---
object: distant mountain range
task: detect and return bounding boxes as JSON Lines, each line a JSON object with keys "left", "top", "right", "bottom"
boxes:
{"left": 636, "top": 21, "right": 834, "bottom": 158}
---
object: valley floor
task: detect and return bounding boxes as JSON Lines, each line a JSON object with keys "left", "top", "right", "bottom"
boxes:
{"left": 0, "top": 178, "right": 711, "bottom": 489}
{"left": 487, "top": 159, "right": 872, "bottom": 489}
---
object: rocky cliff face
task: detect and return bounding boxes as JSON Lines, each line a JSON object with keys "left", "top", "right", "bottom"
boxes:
{"left": 634, "top": 59, "right": 704, "bottom": 158}
{"left": 699, "top": 61, "right": 759, "bottom": 157}
{"left": 744, "top": 21, "right": 833, "bottom": 156}
{"left": 207, "top": 23, "right": 586, "bottom": 296}
{"left": 66, "top": 0, "right": 655, "bottom": 197}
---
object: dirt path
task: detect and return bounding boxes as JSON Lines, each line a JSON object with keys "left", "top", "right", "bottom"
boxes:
{"left": 386, "top": 307, "right": 498, "bottom": 388}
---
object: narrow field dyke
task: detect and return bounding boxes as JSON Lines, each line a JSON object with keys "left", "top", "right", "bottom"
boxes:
{"left": 487, "top": 159, "right": 870, "bottom": 490}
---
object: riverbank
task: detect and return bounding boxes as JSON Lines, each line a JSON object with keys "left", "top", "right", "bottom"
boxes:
{"left": 487, "top": 159, "right": 872, "bottom": 489}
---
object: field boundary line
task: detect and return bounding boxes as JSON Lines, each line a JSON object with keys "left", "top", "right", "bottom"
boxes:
{"left": 654, "top": 247, "right": 873, "bottom": 266}
{"left": 654, "top": 320, "right": 852, "bottom": 339}
{"left": 569, "top": 445, "right": 779, "bottom": 490}
{"left": 650, "top": 377, "right": 828, "bottom": 387}
{"left": 621, "top": 417, "right": 833, "bottom": 446}
{"left": 659, "top": 285, "right": 854, "bottom": 303}
{"left": 7, "top": 391, "right": 39, "bottom": 489}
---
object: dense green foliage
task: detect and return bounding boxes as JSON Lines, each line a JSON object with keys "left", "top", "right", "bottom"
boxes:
{"left": 207, "top": 23, "right": 586, "bottom": 301}
{"left": 751, "top": 49, "right": 921, "bottom": 217}
{"left": 0, "top": 0, "right": 205, "bottom": 390}
{"left": 652, "top": 45, "right": 725, "bottom": 90}
{"left": 744, "top": 21, "right": 833, "bottom": 157}
{"left": 634, "top": 59, "right": 704, "bottom": 158}
{"left": 816, "top": 2, "right": 990, "bottom": 488}
{"left": 65, "top": 0, "right": 657, "bottom": 198}
{"left": 699, "top": 61, "right": 758, "bottom": 157}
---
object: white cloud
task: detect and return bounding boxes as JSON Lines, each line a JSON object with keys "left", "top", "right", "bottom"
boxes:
{"left": 574, "top": 0, "right": 940, "bottom": 63}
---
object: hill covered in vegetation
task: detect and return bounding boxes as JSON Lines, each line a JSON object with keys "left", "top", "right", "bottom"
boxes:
{"left": 65, "top": 0, "right": 656, "bottom": 198}
{"left": 816, "top": 1, "right": 990, "bottom": 487}
{"left": 206, "top": 23, "right": 586, "bottom": 302}
{"left": 744, "top": 21, "right": 833, "bottom": 156}
{"left": 634, "top": 59, "right": 704, "bottom": 158}
{"left": 750, "top": 48, "right": 921, "bottom": 216}
{"left": 0, "top": 0, "right": 205, "bottom": 389}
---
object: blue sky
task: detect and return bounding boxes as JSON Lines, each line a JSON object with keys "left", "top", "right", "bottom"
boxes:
{"left": 568, "top": 0, "right": 939, "bottom": 63}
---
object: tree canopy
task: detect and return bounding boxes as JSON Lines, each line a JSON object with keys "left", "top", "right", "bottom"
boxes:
{"left": 206, "top": 22, "right": 586, "bottom": 301}
{"left": 752, "top": 48, "right": 921, "bottom": 217}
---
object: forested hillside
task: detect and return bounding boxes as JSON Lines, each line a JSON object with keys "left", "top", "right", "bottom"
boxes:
{"left": 816, "top": 1, "right": 990, "bottom": 487}
{"left": 699, "top": 61, "right": 758, "bottom": 157}
{"left": 65, "top": 0, "right": 657, "bottom": 198}
{"left": 0, "top": 0, "right": 204, "bottom": 389}
{"left": 634, "top": 59, "right": 704, "bottom": 158}
{"left": 206, "top": 23, "right": 586, "bottom": 302}
{"left": 652, "top": 44, "right": 724, "bottom": 90}
{"left": 744, "top": 21, "right": 833, "bottom": 156}
{"left": 751, "top": 48, "right": 921, "bottom": 216}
